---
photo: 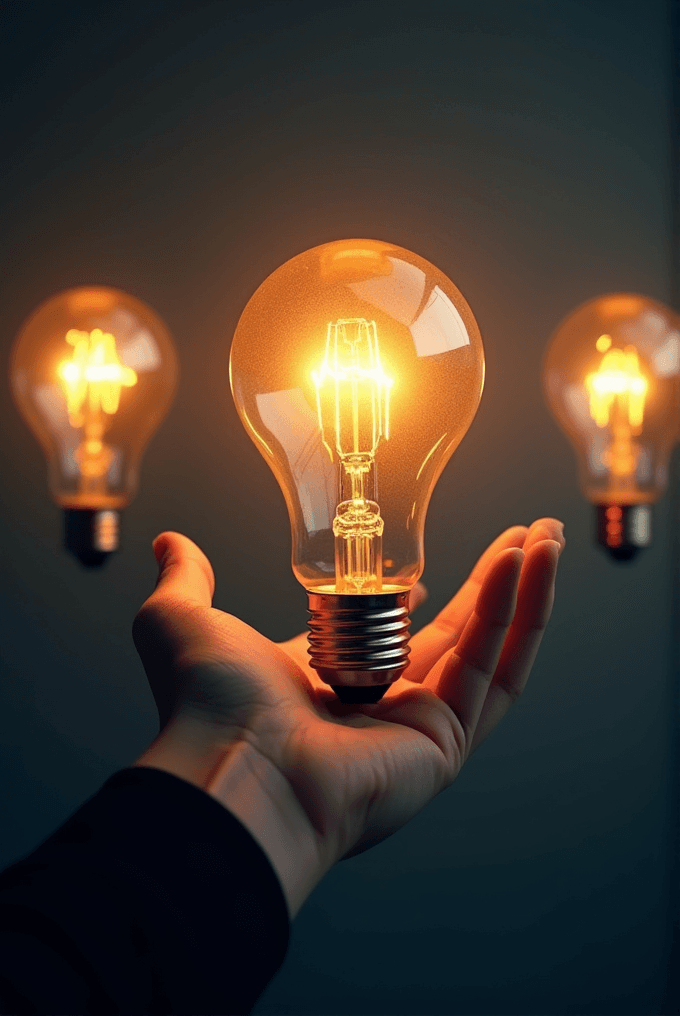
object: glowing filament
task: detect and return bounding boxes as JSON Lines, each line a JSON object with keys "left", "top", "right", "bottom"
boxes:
{"left": 585, "top": 345, "right": 648, "bottom": 431}
{"left": 312, "top": 318, "right": 393, "bottom": 594}
{"left": 57, "top": 328, "right": 137, "bottom": 426}
{"left": 312, "top": 318, "right": 393, "bottom": 463}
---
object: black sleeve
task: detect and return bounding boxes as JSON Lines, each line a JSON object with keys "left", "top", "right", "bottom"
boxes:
{"left": 0, "top": 766, "right": 290, "bottom": 1016}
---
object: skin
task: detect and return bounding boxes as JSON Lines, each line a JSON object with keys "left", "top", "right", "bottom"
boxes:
{"left": 132, "top": 518, "right": 564, "bottom": 918}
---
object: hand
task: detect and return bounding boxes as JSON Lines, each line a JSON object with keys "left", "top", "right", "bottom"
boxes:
{"left": 132, "top": 519, "right": 564, "bottom": 917}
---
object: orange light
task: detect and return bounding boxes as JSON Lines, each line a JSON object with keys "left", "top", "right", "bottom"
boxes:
{"left": 585, "top": 345, "right": 648, "bottom": 430}
{"left": 10, "top": 286, "right": 177, "bottom": 519}
{"left": 543, "top": 293, "right": 680, "bottom": 559}
{"left": 57, "top": 328, "right": 138, "bottom": 426}
{"left": 230, "top": 239, "right": 485, "bottom": 695}
{"left": 312, "top": 318, "right": 393, "bottom": 462}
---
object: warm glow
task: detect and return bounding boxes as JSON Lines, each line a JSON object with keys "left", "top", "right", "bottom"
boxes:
{"left": 605, "top": 504, "right": 623, "bottom": 547}
{"left": 10, "top": 286, "right": 178, "bottom": 515}
{"left": 57, "top": 328, "right": 138, "bottom": 426}
{"left": 312, "top": 318, "right": 393, "bottom": 461}
{"left": 229, "top": 238, "right": 485, "bottom": 602}
{"left": 312, "top": 318, "right": 394, "bottom": 593}
{"left": 585, "top": 345, "right": 648, "bottom": 430}
{"left": 543, "top": 291, "right": 680, "bottom": 514}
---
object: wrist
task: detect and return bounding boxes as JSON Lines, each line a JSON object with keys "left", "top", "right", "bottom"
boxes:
{"left": 134, "top": 713, "right": 331, "bottom": 918}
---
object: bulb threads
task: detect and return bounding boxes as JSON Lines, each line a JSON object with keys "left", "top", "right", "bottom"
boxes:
{"left": 63, "top": 508, "right": 119, "bottom": 567}
{"left": 595, "top": 503, "right": 651, "bottom": 561}
{"left": 307, "top": 590, "right": 411, "bottom": 702}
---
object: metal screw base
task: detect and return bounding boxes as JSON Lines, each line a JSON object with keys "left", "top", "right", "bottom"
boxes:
{"left": 595, "top": 503, "right": 651, "bottom": 562}
{"left": 64, "top": 509, "right": 120, "bottom": 567}
{"left": 307, "top": 590, "right": 411, "bottom": 702}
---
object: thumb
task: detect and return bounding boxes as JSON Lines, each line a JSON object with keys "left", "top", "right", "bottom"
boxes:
{"left": 151, "top": 531, "right": 215, "bottom": 608}
{"left": 133, "top": 532, "right": 215, "bottom": 728}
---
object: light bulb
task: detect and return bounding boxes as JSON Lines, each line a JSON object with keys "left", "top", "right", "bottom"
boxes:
{"left": 10, "top": 286, "right": 178, "bottom": 566}
{"left": 543, "top": 293, "right": 680, "bottom": 560}
{"left": 229, "top": 239, "right": 484, "bottom": 701}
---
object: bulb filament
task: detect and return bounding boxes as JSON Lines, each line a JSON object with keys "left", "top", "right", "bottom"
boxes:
{"left": 58, "top": 328, "right": 137, "bottom": 423}
{"left": 57, "top": 328, "right": 138, "bottom": 494}
{"left": 585, "top": 343, "right": 648, "bottom": 486}
{"left": 313, "top": 319, "right": 393, "bottom": 593}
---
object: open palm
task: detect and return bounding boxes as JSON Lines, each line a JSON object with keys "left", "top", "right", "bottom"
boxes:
{"left": 132, "top": 519, "right": 563, "bottom": 884}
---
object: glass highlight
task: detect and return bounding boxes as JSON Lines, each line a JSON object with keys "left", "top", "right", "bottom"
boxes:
{"left": 229, "top": 239, "right": 485, "bottom": 599}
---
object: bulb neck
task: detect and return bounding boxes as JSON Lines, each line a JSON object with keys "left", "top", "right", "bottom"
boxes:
{"left": 63, "top": 508, "right": 120, "bottom": 567}
{"left": 595, "top": 503, "right": 651, "bottom": 562}
{"left": 307, "top": 589, "right": 411, "bottom": 703}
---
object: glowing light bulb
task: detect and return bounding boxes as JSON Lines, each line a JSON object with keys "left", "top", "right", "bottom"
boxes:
{"left": 543, "top": 293, "right": 680, "bottom": 560}
{"left": 230, "top": 239, "right": 484, "bottom": 701}
{"left": 10, "top": 287, "right": 178, "bottom": 566}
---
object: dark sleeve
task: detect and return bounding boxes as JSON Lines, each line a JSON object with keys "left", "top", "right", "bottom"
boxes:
{"left": 0, "top": 766, "right": 290, "bottom": 1016}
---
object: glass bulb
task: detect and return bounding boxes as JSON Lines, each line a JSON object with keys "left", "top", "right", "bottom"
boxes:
{"left": 10, "top": 286, "right": 178, "bottom": 566}
{"left": 230, "top": 239, "right": 484, "bottom": 700}
{"left": 543, "top": 293, "right": 680, "bottom": 560}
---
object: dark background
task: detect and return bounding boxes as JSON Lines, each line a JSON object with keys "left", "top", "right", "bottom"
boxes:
{"left": 0, "top": 1, "right": 677, "bottom": 1013}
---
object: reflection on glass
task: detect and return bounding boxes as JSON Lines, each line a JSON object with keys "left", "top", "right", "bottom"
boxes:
{"left": 230, "top": 238, "right": 484, "bottom": 594}
{"left": 256, "top": 388, "right": 336, "bottom": 535}
{"left": 349, "top": 257, "right": 426, "bottom": 326}
{"left": 411, "top": 286, "right": 470, "bottom": 357}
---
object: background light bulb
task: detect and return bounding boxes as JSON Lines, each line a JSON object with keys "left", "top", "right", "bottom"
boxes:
{"left": 10, "top": 286, "right": 178, "bottom": 566}
{"left": 230, "top": 239, "right": 484, "bottom": 701}
{"left": 543, "top": 293, "right": 680, "bottom": 560}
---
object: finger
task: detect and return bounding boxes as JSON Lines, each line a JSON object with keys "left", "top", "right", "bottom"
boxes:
{"left": 132, "top": 533, "right": 215, "bottom": 709}
{"left": 522, "top": 517, "right": 565, "bottom": 555}
{"left": 132, "top": 536, "right": 214, "bottom": 727}
{"left": 406, "top": 525, "right": 528, "bottom": 684}
{"left": 470, "top": 538, "right": 560, "bottom": 752}
{"left": 409, "top": 581, "right": 428, "bottom": 613}
{"left": 152, "top": 531, "right": 215, "bottom": 607}
{"left": 426, "top": 547, "right": 524, "bottom": 749}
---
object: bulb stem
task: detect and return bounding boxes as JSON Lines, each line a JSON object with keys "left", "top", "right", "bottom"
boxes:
{"left": 595, "top": 502, "right": 651, "bottom": 562}
{"left": 307, "top": 589, "right": 410, "bottom": 702}
{"left": 63, "top": 508, "right": 120, "bottom": 567}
